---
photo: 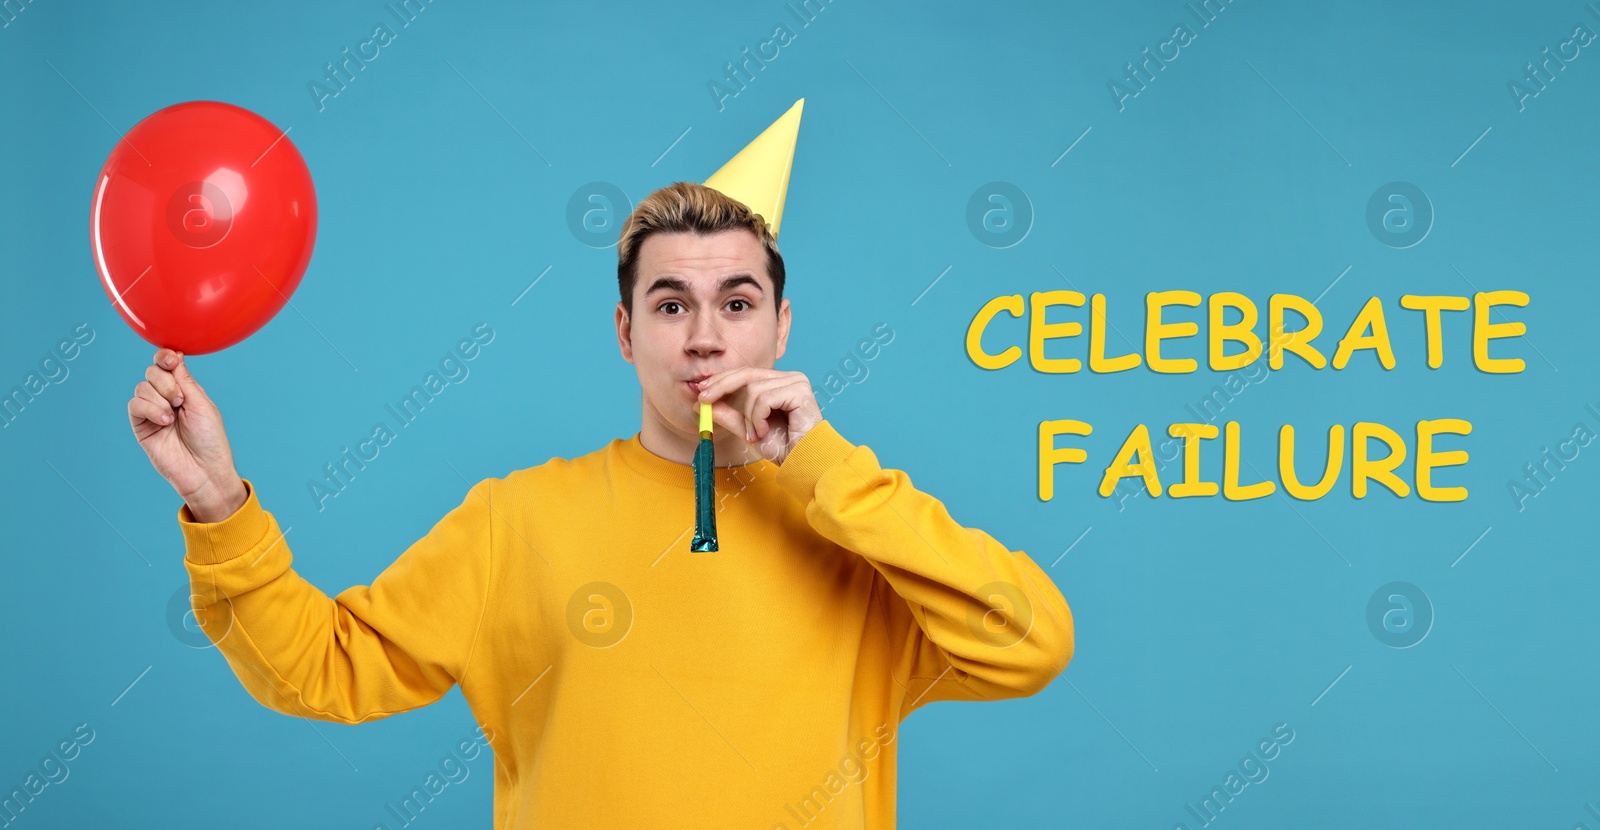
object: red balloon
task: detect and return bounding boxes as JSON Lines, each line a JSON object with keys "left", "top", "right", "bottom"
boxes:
{"left": 90, "top": 101, "right": 317, "bottom": 354}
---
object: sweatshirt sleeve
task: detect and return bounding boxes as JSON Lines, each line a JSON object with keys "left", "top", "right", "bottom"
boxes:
{"left": 774, "top": 420, "right": 1074, "bottom": 715}
{"left": 179, "top": 476, "right": 495, "bottom": 724}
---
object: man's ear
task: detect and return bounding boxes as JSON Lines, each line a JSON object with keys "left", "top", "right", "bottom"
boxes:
{"left": 775, "top": 297, "right": 791, "bottom": 361}
{"left": 615, "top": 301, "right": 634, "bottom": 364}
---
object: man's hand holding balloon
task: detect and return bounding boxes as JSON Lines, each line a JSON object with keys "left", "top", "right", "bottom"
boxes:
{"left": 696, "top": 367, "right": 823, "bottom": 466}
{"left": 94, "top": 102, "right": 316, "bottom": 524}
{"left": 128, "top": 348, "right": 246, "bottom": 523}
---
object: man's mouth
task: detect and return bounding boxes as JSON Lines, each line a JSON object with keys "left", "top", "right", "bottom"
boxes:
{"left": 685, "top": 374, "right": 713, "bottom": 395}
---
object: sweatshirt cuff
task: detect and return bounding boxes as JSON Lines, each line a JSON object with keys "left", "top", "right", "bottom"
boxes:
{"left": 776, "top": 420, "right": 858, "bottom": 503}
{"left": 179, "top": 478, "right": 271, "bottom": 565}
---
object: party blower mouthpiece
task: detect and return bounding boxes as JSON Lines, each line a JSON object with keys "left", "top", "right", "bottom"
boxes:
{"left": 691, "top": 402, "right": 719, "bottom": 552}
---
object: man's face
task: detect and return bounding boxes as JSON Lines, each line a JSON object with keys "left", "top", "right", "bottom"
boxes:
{"left": 616, "top": 229, "right": 791, "bottom": 439}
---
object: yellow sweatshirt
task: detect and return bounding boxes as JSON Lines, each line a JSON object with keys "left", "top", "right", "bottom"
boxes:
{"left": 180, "top": 419, "right": 1073, "bottom": 829}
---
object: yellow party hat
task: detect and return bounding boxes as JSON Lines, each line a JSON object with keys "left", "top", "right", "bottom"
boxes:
{"left": 702, "top": 98, "right": 804, "bottom": 239}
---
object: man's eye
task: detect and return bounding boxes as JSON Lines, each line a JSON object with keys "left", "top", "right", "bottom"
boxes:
{"left": 727, "top": 299, "right": 751, "bottom": 313}
{"left": 659, "top": 301, "right": 683, "bottom": 315}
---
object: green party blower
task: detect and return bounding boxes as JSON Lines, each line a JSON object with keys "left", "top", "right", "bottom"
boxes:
{"left": 685, "top": 98, "right": 805, "bottom": 551}
{"left": 691, "top": 401, "right": 719, "bottom": 552}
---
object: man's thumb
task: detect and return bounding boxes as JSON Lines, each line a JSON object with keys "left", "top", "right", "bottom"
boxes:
{"left": 171, "top": 354, "right": 210, "bottom": 403}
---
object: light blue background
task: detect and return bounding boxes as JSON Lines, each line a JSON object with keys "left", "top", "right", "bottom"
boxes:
{"left": 4, "top": 0, "right": 1598, "bottom": 827}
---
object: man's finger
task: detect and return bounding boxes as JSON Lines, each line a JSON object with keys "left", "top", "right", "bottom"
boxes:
{"left": 747, "top": 393, "right": 774, "bottom": 441}
{"left": 697, "top": 366, "right": 782, "bottom": 403}
{"left": 168, "top": 353, "right": 208, "bottom": 402}
{"left": 145, "top": 363, "right": 183, "bottom": 407}
{"left": 744, "top": 377, "right": 805, "bottom": 440}
{"left": 695, "top": 367, "right": 746, "bottom": 403}
{"left": 742, "top": 386, "right": 764, "bottom": 440}
{"left": 129, "top": 395, "right": 171, "bottom": 427}
{"left": 135, "top": 381, "right": 174, "bottom": 418}
{"left": 708, "top": 400, "right": 748, "bottom": 441}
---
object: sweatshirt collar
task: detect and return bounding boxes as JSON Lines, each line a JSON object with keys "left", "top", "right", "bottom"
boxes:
{"left": 616, "top": 431, "right": 779, "bottom": 490}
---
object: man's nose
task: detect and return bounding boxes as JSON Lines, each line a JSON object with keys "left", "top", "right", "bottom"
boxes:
{"left": 686, "top": 307, "right": 724, "bottom": 355}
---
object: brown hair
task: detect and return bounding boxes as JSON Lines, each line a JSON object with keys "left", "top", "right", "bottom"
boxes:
{"left": 616, "top": 181, "right": 785, "bottom": 318}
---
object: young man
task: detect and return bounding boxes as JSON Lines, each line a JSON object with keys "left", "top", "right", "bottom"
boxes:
{"left": 131, "top": 103, "right": 1073, "bottom": 828}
